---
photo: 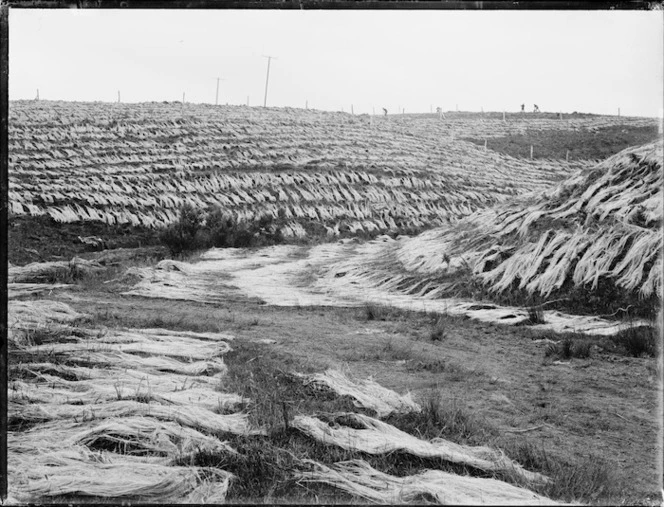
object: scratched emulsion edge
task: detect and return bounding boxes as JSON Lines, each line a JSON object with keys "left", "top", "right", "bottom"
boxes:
{"left": 0, "top": 3, "right": 9, "bottom": 503}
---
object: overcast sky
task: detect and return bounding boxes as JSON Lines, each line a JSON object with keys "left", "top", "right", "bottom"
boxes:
{"left": 8, "top": 9, "right": 664, "bottom": 117}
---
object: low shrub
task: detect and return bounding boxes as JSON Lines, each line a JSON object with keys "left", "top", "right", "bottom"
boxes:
{"left": 610, "top": 325, "right": 658, "bottom": 358}
{"left": 526, "top": 306, "right": 546, "bottom": 325}
{"left": 159, "top": 205, "right": 287, "bottom": 255}
{"left": 545, "top": 337, "right": 592, "bottom": 360}
{"left": 159, "top": 203, "right": 205, "bottom": 255}
{"left": 429, "top": 317, "right": 447, "bottom": 341}
{"left": 364, "top": 303, "right": 387, "bottom": 321}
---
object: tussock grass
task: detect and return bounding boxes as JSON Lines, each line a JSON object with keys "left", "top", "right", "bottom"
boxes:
{"left": 545, "top": 338, "right": 592, "bottom": 360}
{"left": 363, "top": 302, "right": 387, "bottom": 321}
{"left": 525, "top": 305, "right": 546, "bottom": 325}
{"left": 609, "top": 325, "right": 658, "bottom": 358}
{"left": 502, "top": 441, "right": 620, "bottom": 504}
{"left": 429, "top": 316, "right": 447, "bottom": 341}
{"left": 386, "top": 394, "right": 497, "bottom": 446}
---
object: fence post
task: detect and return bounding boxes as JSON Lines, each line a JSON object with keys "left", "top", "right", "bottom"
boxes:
{"left": 484, "top": 139, "right": 487, "bottom": 150}
{"left": 530, "top": 145, "right": 534, "bottom": 159}
{"left": 351, "top": 104, "right": 354, "bottom": 115}
{"left": 503, "top": 111, "right": 506, "bottom": 122}
{"left": 566, "top": 150, "right": 569, "bottom": 162}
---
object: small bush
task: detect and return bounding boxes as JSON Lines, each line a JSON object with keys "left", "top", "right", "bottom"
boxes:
{"left": 573, "top": 341, "right": 592, "bottom": 359}
{"left": 159, "top": 203, "right": 205, "bottom": 255}
{"left": 545, "top": 337, "right": 592, "bottom": 359}
{"left": 610, "top": 325, "right": 658, "bottom": 358}
{"left": 365, "top": 303, "right": 386, "bottom": 321}
{"left": 525, "top": 305, "right": 546, "bottom": 325}
{"left": 160, "top": 206, "right": 288, "bottom": 255}
{"left": 429, "top": 317, "right": 447, "bottom": 341}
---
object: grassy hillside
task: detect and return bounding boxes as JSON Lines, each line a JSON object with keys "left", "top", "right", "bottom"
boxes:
{"left": 464, "top": 124, "right": 660, "bottom": 160}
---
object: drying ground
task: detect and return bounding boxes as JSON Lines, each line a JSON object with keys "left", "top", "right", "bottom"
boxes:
{"left": 8, "top": 110, "right": 662, "bottom": 503}
{"left": 10, "top": 254, "right": 661, "bottom": 505}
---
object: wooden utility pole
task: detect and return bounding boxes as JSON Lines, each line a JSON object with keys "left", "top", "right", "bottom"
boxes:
{"left": 262, "top": 55, "right": 277, "bottom": 107}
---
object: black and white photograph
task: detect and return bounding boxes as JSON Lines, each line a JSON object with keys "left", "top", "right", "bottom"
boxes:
{"left": 2, "top": 3, "right": 663, "bottom": 504}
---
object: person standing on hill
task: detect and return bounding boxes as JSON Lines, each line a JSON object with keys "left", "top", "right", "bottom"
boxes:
{"left": 382, "top": 108, "right": 388, "bottom": 116}
{"left": 533, "top": 104, "right": 540, "bottom": 113}
{"left": 521, "top": 104, "right": 525, "bottom": 112}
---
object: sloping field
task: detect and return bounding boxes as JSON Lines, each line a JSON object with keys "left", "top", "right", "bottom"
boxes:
{"left": 9, "top": 101, "right": 616, "bottom": 238}
{"left": 311, "top": 140, "right": 662, "bottom": 316}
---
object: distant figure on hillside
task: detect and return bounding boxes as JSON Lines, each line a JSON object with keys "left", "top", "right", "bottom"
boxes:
{"left": 533, "top": 104, "right": 540, "bottom": 113}
{"left": 520, "top": 104, "right": 525, "bottom": 112}
{"left": 383, "top": 108, "right": 388, "bottom": 116}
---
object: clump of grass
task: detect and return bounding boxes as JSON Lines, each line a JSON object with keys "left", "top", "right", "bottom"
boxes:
{"left": 502, "top": 441, "right": 619, "bottom": 503}
{"left": 386, "top": 394, "right": 496, "bottom": 445}
{"left": 409, "top": 358, "right": 448, "bottom": 373}
{"left": 429, "top": 317, "right": 447, "bottom": 341}
{"left": 609, "top": 325, "right": 658, "bottom": 358}
{"left": 222, "top": 342, "right": 363, "bottom": 432}
{"left": 525, "top": 305, "right": 546, "bottom": 325}
{"left": 364, "top": 303, "right": 387, "bottom": 321}
{"left": 545, "top": 337, "right": 592, "bottom": 360}
{"left": 379, "top": 339, "right": 413, "bottom": 361}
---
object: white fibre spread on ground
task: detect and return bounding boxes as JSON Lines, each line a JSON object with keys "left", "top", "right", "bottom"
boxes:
{"left": 7, "top": 300, "right": 256, "bottom": 503}
{"left": 125, "top": 242, "right": 649, "bottom": 336}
